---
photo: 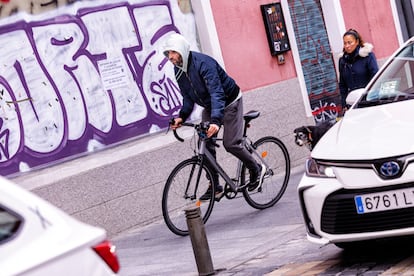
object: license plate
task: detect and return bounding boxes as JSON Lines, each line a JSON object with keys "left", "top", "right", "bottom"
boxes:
{"left": 354, "top": 187, "right": 414, "bottom": 214}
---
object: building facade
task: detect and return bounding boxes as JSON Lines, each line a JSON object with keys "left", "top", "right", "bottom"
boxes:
{"left": 194, "top": 0, "right": 408, "bottom": 122}
{"left": 4, "top": 0, "right": 414, "bottom": 235}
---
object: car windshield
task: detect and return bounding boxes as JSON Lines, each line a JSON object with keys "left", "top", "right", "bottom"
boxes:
{"left": 356, "top": 41, "right": 414, "bottom": 108}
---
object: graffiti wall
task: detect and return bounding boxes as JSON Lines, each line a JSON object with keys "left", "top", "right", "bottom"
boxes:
{"left": 0, "top": 0, "right": 83, "bottom": 18}
{"left": 288, "top": 0, "right": 341, "bottom": 123}
{"left": 0, "top": 0, "right": 197, "bottom": 176}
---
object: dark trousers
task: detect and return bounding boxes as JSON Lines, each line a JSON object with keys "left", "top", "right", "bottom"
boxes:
{"left": 202, "top": 97, "right": 258, "bottom": 187}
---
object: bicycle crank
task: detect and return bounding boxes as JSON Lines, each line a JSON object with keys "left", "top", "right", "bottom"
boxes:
{"left": 224, "top": 184, "right": 237, "bottom": 199}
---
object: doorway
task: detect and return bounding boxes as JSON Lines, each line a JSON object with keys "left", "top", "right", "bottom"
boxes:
{"left": 288, "top": 0, "right": 341, "bottom": 122}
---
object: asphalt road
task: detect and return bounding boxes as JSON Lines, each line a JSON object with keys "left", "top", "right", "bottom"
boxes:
{"left": 113, "top": 166, "right": 414, "bottom": 276}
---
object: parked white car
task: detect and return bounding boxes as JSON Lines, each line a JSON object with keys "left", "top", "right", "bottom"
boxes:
{"left": 0, "top": 176, "right": 120, "bottom": 275}
{"left": 298, "top": 36, "right": 414, "bottom": 248}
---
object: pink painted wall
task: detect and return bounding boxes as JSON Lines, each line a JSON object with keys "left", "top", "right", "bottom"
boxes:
{"left": 210, "top": 0, "right": 297, "bottom": 92}
{"left": 211, "top": 0, "right": 400, "bottom": 92}
{"left": 340, "top": 0, "right": 399, "bottom": 59}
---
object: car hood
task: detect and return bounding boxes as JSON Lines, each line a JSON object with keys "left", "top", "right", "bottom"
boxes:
{"left": 312, "top": 100, "right": 414, "bottom": 160}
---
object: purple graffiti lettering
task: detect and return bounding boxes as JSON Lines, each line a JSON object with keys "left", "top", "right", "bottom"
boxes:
{"left": 14, "top": 61, "right": 39, "bottom": 122}
{"left": 0, "top": 118, "right": 10, "bottom": 160}
{"left": 150, "top": 74, "right": 182, "bottom": 115}
{"left": 51, "top": 36, "right": 74, "bottom": 46}
{"left": 0, "top": 0, "right": 192, "bottom": 176}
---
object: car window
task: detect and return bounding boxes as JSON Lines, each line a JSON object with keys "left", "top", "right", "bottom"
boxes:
{"left": 0, "top": 205, "right": 23, "bottom": 244}
{"left": 358, "top": 42, "right": 414, "bottom": 107}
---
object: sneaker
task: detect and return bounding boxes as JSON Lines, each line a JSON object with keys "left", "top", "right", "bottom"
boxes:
{"left": 248, "top": 164, "right": 266, "bottom": 192}
{"left": 200, "top": 185, "right": 224, "bottom": 201}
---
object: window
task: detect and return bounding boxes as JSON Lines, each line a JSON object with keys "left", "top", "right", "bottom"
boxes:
{"left": 0, "top": 206, "right": 23, "bottom": 244}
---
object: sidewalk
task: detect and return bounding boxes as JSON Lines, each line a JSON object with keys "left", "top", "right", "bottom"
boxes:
{"left": 113, "top": 202, "right": 307, "bottom": 276}
{"left": 111, "top": 166, "right": 338, "bottom": 276}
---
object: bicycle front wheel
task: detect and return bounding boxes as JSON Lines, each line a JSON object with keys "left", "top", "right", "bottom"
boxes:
{"left": 162, "top": 157, "right": 216, "bottom": 236}
{"left": 242, "top": 136, "right": 290, "bottom": 209}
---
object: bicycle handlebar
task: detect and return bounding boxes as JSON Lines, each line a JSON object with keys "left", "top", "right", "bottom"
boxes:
{"left": 169, "top": 118, "right": 195, "bottom": 142}
{"left": 173, "top": 123, "right": 195, "bottom": 142}
{"left": 169, "top": 118, "right": 212, "bottom": 143}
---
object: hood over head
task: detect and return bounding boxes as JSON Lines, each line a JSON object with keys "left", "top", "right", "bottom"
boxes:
{"left": 162, "top": 33, "right": 191, "bottom": 72}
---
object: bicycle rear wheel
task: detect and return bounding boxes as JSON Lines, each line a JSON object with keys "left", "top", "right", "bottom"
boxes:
{"left": 242, "top": 136, "right": 290, "bottom": 209}
{"left": 162, "top": 157, "right": 215, "bottom": 236}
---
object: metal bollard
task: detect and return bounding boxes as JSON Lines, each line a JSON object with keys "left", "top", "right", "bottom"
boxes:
{"left": 185, "top": 206, "right": 215, "bottom": 276}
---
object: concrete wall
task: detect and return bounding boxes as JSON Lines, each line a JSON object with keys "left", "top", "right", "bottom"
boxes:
{"left": 12, "top": 78, "right": 314, "bottom": 237}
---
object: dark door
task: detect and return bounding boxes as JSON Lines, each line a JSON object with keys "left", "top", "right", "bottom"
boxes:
{"left": 288, "top": 0, "right": 341, "bottom": 122}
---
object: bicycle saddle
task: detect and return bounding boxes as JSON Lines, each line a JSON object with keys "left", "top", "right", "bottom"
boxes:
{"left": 243, "top": 110, "right": 260, "bottom": 124}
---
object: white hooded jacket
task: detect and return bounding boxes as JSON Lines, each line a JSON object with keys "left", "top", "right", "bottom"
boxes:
{"left": 163, "top": 33, "right": 191, "bottom": 72}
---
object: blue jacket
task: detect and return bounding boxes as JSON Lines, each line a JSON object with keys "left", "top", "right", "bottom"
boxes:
{"left": 175, "top": 51, "right": 240, "bottom": 125}
{"left": 339, "top": 43, "right": 379, "bottom": 100}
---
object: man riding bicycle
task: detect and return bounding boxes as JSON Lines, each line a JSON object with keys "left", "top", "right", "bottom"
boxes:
{"left": 163, "top": 33, "right": 265, "bottom": 200}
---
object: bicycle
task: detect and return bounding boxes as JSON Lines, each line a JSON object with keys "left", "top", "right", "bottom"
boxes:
{"left": 162, "top": 110, "right": 290, "bottom": 236}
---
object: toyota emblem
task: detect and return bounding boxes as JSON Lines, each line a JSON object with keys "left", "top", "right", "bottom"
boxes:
{"left": 379, "top": 161, "right": 400, "bottom": 177}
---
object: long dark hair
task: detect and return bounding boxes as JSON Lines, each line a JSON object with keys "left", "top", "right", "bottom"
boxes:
{"left": 342, "top": 29, "right": 365, "bottom": 52}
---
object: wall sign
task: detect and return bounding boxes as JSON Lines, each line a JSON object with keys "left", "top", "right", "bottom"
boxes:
{"left": 260, "top": 3, "right": 290, "bottom": 56}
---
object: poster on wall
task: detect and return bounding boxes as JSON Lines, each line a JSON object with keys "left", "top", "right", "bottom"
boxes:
{"left": 260, "top": 3, "right": 290, "bottom": 56}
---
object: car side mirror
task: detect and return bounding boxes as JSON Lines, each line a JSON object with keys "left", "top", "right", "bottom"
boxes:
{"left": 346, "top": 88, "right": 365, "bottom": 106}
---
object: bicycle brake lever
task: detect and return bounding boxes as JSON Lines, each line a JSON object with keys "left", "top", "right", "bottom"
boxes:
{"left": 165, "top": 118, "right": 176, "bottom": 134}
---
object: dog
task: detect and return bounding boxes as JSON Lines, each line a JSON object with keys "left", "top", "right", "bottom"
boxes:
{"left": 294, "top": 119, "right": 336, "bottom": 151}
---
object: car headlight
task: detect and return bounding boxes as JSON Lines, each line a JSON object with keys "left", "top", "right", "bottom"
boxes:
{"left": 305, "top": 158, "right": 336, "bottom": 178}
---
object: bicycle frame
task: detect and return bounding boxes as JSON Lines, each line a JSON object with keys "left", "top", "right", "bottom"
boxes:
{"left": 169, "top": 110, "right": 272, "bottom": 194}
{"left": 197, "top": 134, "right": 271, "bottom": 193}
{"left": 244, "top": 136, "right": 273, "bottom": 168}
{"left": 198, "top": 138, "right": 240, "bottom": 192}
{"left": 163, "top": 111, "right": 291, "bottom": 236}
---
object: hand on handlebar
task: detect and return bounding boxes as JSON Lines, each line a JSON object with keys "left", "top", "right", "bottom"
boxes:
{"left": 207, "top": 123, "right": 219, "bottom": 138}
{"left": 170, "top": 117, "right": 183, "bottom": 130}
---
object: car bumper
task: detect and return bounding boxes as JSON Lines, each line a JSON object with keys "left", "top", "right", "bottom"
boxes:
{"left": 298, "top": 165, "right": 414, "bottom": 245}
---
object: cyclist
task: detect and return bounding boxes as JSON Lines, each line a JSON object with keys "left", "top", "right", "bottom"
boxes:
{"left": 163, "top": 33, "right": 265, "bottom": 200}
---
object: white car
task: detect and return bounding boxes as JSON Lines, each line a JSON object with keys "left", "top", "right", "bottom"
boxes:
{"left": 0, "top": 176, "right": 120, "bottom": 275}
{"left": 298, "top": 36, "right": 414, "bottom": 248}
